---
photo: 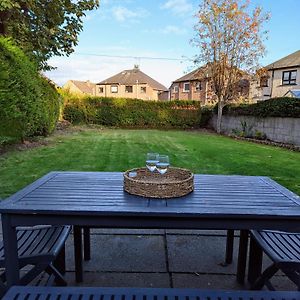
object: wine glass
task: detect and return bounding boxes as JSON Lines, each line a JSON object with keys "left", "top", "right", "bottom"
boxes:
{"left": 146, "top": 153, "right": 159, "bottom": 172}
{"left": 156, "top": 155, "right": 170, "bottom": 175}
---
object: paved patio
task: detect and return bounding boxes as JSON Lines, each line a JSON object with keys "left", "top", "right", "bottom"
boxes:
{"left": 62, "top": 229, "right": 296, "bottom": 290}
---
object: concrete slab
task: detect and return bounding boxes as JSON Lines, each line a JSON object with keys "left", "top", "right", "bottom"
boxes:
{"left": 172, "top": 273, "right": 243, "bottom": 290}
{"left": 64, "top": 272, "right": 170, "bottom": 288}
{"left": 65, "top": 234, "right": 167, "bottom": 272}
{"left": 167, "top": 235, "right": 239, "bottom": 274}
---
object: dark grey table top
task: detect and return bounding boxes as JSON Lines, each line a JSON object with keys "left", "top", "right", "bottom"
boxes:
{"left": 0, "top": 171, "right": 299, "bottom": 220}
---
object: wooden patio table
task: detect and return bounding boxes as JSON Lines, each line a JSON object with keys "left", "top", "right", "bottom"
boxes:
{"left": 0, "top": 171, "right": 300, "bottom": 288}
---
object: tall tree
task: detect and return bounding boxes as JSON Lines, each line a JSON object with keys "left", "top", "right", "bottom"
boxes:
{"left": 192, "top": 0, "right": 269, "bottom": 133}
{"left": 0, "top": 0, "right": 99, "bottom": 70}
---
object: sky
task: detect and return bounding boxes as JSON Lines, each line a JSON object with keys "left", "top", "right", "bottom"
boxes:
{"left": 45, "top": 0, "right": 300, "bottom": 88}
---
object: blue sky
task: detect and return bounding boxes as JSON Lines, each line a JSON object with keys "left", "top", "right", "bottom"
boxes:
{"left": 46, "top": 0, "right": 300, "bottom": 88}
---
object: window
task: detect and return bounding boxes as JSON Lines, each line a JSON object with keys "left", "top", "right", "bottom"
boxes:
{"left": 125, "top": 85, "right": 133, "bottom": 93}
{"left": 282, "top": 70, "right": 297, "bottom": 85}
{"left": 98, "top": 87, "right": 104, "bottom": 93}
{"left": 195, "top": 81, "right": 202, "bottom": 91}
{"left": 111, "top": 85, "right": 118, "bottom": 93}
{"left": 260, "top": 76, "right": 268, "bottom": 87}
{"left": 183, "top": 82, "right": 190, "bottom": 92}
{"left": 173, "top": 85, "right": 179, "bottom": 93}
{"left": 140, "top": 86, "right": 146, "bottom": 93}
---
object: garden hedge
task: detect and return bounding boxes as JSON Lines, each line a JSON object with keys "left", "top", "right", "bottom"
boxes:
{"left": 63, "top": 93, "right": 211, "bottom": 129}
{"left": 0, "top": 37, "right": 61, "bottom": 145}
{"left": 221, "top": 97, "right": 300, "bottom": 118}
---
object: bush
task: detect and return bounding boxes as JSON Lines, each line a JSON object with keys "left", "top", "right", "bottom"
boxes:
{"left": 222, "top": 97, "right": 300, "bottom": 118}
{"left": 0, "top": 38, "right": 61, "bottom": 144}
{"left": 63, "top": 94, "right": 212, "bottom": 129}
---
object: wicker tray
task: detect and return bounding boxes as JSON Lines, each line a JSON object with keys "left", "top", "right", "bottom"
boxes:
{"left": 123, "top": 167, "right": 194, "bottom": 199}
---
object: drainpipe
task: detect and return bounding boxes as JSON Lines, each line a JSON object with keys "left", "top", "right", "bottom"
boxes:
{"left": 270, "top": 70, "right": 274, "bottom": 98}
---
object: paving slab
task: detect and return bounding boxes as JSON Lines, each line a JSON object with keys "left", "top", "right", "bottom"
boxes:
{"left": 65, "top": 234, "right": 167, "bottom": 272}
{"left": 64, "top": 272, "right": 170, "bottom": 288}
{"left": 172, "top": 273, "right": 243, "bottom": 290}
{"left": 167, "top": 235, "right": 239, "bottom": 274}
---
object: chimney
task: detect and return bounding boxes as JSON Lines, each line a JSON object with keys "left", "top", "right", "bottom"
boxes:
{"left": 134, "top": 64, "right": 139, "bottom": 70}
{"left": 86, "top": 80, "right": 91, "bottom": 87}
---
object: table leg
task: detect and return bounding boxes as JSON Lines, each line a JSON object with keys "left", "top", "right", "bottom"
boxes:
{"left": 247, "top": 235, "right": 263, "bottom": 285}
{"left": 236, "top": 230, "right": 249, "bottom": 284}
{"left": 2, "top": 214, "right": 20, "bottom": 287}
{"left": 73, "top": 226, "right": 83, "bottom": 283}
{"left": 83, "top": 227, "right": 91, "bottom": 261}
{"left": 225, "top": 230, "right": 234, "bottom": 265}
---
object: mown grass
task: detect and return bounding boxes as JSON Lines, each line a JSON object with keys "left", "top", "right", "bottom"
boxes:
{"left": 0, "top": 127, "right": 299, "bottom": 199}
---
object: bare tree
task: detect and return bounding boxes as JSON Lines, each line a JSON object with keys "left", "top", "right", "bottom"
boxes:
{"left": 192, "top": 0, "right": 269, "bottom": 133}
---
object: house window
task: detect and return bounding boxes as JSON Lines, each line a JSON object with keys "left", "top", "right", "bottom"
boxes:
{"left": 173, "top": 85, "right": 179, "bottom": 93}
{"left": 98, "top": 87, "right": 104, "bottom": 93}
{"left": 125, "top": 85, "right": 133, "bottom": 93}
{"left": 195, "top": 81, "right": 202, "bottom": 91}
{"left": 111, "top": 85, "right": 118, "bottom": 93}
{"left": 140, "top": 86, "right": 146, "bottom": 93}
{"left": 260, "top": 76, "right": 268, "bottom": 87}
{"left": 183, "top": 82, "right": 190, "bottom": 92}
{"left": 282, "top": 70, "right": 297, "bottom": 85}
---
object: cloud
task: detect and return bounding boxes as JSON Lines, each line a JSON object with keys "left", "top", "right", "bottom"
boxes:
{"left": 161, "top": 0, "right": 193, "bottom": 16}
{"left": 45, "top": 52, "right": 191, "bottom": 88}
{"left": 162, "top": 25, "right": 187, "bottom": 35}
{"left": 112, "top": 6, "right": 148, "bottom": 22}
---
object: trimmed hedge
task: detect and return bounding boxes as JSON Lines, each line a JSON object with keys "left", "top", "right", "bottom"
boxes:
{"left": 222, "top": 97, "right": 300, "bottom": 118}
{"left": 63, "top": 94, "right": 211, "bottom": 128}
{"left": 0, "top": 38, "right": 61, "bottom": 144}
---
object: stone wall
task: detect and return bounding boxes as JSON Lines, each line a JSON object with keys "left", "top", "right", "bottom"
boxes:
{"left": 211, "top": 115, "right": 300, "bottom": 146}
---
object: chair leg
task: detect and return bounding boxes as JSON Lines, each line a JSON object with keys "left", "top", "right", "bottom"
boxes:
{"left": 251, "top": 263, "right": 279, "bottom": 290}
{"left": 83, "top": 227, "right": 91, "bottom": 261}
{"left": 225, "top": 230, "right": 234, "bottom": 265}
{"left": 54, "top": 244, "right": 66, "bottom": 275}
{"left": 46, "top": 264, "right": 67, "bottom": 286}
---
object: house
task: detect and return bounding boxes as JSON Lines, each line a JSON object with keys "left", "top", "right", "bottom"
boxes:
{"left": 96, "top": 65, "right": 168, "bottom": 100}
{"left": 169, "top": 66, "right": 249, "bottom": 105}
{"left": 250, "top": 50, "right": 300, "bottom": 101}
{"left": 63, "top": 80, "right": 96, "bottom": 96}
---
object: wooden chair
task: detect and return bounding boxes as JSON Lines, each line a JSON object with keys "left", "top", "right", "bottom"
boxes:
{"left": 250, "top": 230, "right": 300, "bottom": 290}
{"left": 0, "top": 225, "right": 71, "bottom": 295}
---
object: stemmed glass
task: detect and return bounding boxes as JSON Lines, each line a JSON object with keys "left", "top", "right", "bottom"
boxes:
{"left": 146, "top": 153, "right": 159, "bottom": 172}
{"left": 156, "top": 155, "right": 170, "bottom": 175}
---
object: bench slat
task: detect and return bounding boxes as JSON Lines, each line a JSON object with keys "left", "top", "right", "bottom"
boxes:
{"left": 3, "top": 286, "right": 299, "bottom": 300}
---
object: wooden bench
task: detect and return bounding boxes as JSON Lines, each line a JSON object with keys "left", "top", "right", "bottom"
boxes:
{"left": 0, "top": 225, "right": 71, "bottom": 296}
{"left": 3, "top": 286, "right": 299, "bottom": 300}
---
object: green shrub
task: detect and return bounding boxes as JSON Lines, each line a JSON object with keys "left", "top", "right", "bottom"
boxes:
{"left": 0, "top": 38, "right": 61, "bottom": 144}
{"left": 222, "top": 97, "right": 300, "bottom": 118}
{"left": 62, "top": 94, "right": 211, "bottom": 129}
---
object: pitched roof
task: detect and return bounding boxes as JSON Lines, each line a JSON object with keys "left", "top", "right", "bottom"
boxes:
{"left": 265, "top": 50, "right": 300, "bottom": 70}
{"left": 173, "top": 66, "right": 211, "bottom": 83}
{"left": 70, "top": 80, "right": 96, "bottom": 94}
{"left": 98, "top": 68, "right": 168, "bottom": 91}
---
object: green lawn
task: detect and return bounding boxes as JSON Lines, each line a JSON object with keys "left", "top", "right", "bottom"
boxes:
{"left": 0, "top": 127, "right": 299, "bottom": 199}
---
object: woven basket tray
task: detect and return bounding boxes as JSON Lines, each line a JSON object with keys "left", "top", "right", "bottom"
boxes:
{"left": 123, "top": 167, "right": 194, "bottom": 199}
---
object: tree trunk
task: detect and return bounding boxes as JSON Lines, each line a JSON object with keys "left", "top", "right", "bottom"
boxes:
{"left": 216, "top": 100, "right": 223, "bottom": 134}
{"left": 0, "top": 11, "right": 8, "bottom": 35}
